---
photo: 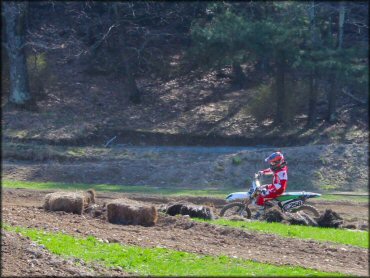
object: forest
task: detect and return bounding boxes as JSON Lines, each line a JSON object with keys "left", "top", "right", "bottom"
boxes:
{"left": 2, "top": 1, "right": 368, "bottom": 130}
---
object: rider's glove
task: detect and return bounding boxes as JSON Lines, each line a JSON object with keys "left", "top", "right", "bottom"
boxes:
{"left": 261, "top": 189, "right": 268, "bottom": 196}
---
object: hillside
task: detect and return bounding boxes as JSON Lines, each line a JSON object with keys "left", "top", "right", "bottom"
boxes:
{"left": 2, "top": 32, "right": 369, "bottom": 193}
{"left": 2, "top": 2, "right": 368, "bottom": 192}
{"left": 2, "top": 44, "right": 369, "bottom": 192}
{"left": 2, "top": 47, "right": 368, "bottom": 146}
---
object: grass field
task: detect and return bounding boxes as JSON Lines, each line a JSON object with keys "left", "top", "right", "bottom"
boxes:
{"left": 2, "top": 179, "right": 368, "bottom": 203}
{"left": 3, "top": 224, "right": 344, "bottom": 276}
{"left": 193, "top": 218, "right": 368, "bottom": 248}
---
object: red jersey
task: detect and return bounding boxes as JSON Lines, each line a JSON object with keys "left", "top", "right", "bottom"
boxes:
{"left": 261, "top": 165, "right": 288, "bottom": 194}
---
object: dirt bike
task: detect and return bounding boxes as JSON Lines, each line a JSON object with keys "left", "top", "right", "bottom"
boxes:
{"left": 220, "top": 173, "right": 321, "bottom": 224}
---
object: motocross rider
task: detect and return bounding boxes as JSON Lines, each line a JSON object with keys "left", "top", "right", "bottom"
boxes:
{"left": 254, "top": 151, "right": 288, "bottom": 219}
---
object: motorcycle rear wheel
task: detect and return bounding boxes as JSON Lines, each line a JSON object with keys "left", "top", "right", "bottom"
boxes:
{"left": 291, "top": 204, "right": 320, "bottom": 217}
{"left": 289, "top": 205, "right": 320, "bottom": 226}
{"left": 219, "top": 202, "right": 252, "bottom": 219}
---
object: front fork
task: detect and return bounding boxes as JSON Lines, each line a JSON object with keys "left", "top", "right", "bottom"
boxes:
{"left": 242, "top": 198, "right": 253, "bottom": 213}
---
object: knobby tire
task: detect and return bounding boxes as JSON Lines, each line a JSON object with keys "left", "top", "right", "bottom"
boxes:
{"left": 290, "top": 204, "right": 320, "bottom": 226}
{"left": 291, "top": 204, "right": 320, "bottom": 217}
{"left": 219, "top": 202, "right": 252, "bottom": 219}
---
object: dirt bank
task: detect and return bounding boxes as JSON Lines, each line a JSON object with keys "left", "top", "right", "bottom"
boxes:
{"left": 2, "top": 143, "right": 368, "bottom": 191}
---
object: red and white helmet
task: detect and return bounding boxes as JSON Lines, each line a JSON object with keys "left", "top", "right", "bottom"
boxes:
{"left": 265, "top": 151, "right": 285, "bottom": 171}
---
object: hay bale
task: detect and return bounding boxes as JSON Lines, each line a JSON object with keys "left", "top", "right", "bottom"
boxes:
{"left": 43, "top": 189, "right": 96, "bottom": 215}
{"left": 107, "top": 199, "right": 158, "bottom": 226}
{"left": 317, "top": 209, "right": 343, "bottom": 228}
{"left": 165, "top": 202, "right": 214, "bottom": 220}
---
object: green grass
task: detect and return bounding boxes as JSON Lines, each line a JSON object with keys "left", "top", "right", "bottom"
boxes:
{"left": 3, "top": 224, "right": 344, "bottom": 276}
{"left": 2, "top": 179, "right": 367, "bottom": 203}
{"left": 193, "top": 218, "right": 368, "bottom": 248}
{"left": 1, "top": 179, "right": 233, "bottom": 198}
{"left": 318, "top": 194, "right": 368, "bottom": 203}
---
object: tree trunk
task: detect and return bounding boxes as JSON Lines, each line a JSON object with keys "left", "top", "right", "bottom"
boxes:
{"left": 275, "top": 52, "right": 286, "bottom": 125}
{"left": 125, "top": 59, "right": 141, "bottom": 104}
{"left": 307, "top": 1, "right": 319, "bottom": 127}
{"left": 307, "top": 70, "right": 319, "bottom": 127}
{"left": 3, "top": 2, "right": 34, "bottom": 108}
{"left": 232, "top": 62, "right": 247, "bottom": 89}
{"left": 338, "top": 2, "right": 346, "bottom": 49}
{"left": 327, "top": 73, "right": 337, "bottom": 123}
{"left": 326, "top": 2, "right": 345, "bottom": 122}
{"left": 113, "top": 3, "right": 141, "bottom": 104}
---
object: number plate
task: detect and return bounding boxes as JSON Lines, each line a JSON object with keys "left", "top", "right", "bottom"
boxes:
{"left": 282, "top": 200, "right": 303, "bottom": 211}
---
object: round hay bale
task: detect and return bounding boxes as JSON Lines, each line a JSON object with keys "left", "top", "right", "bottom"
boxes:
{"left": 107, "top": 199, "right": 158, "bottom": 226}
{"left": 43, "top": 192, "right": 84, "bottom": 214}
{"left": 43, "top": 189, "right": 96, "bottom": 215}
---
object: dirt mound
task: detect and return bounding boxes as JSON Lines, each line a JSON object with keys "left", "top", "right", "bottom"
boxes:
{"left": 164, "top": 202, "right": 215, "bottom": 220}
{"left": 261, "top": 208, "right": 348, "bottom": 228}
{"left": 316, "top": 209, "right": 344, "bottom": 228}
{"left": 262, "top": 209, "right": 285, "bottom": 223}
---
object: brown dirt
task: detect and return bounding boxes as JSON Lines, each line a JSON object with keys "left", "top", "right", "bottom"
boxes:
{"left": 1, "top": 229, "right": 127, "bottom": 277}
{"left": 2, "top": 188, "right": 368, "bottom": 276}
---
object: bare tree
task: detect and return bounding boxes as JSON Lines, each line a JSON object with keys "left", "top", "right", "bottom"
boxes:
{"left": 3, "top": 1, "right": 34, "bottom": 108}
{"left": 71, "top": 2, "right": 201, "bottom": 104}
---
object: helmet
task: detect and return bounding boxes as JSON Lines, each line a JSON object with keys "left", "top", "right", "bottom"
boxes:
{"left": 265, "top": 152, "right": 285, "bottom": 171}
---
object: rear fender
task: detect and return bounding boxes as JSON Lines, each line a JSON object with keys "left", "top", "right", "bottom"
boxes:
{"left": 276, "top": 191, "right": 321, "bottom": 201}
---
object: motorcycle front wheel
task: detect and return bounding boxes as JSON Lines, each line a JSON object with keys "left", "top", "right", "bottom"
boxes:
{"left": 219, "top": 202, "right": 252, "bottom": 219}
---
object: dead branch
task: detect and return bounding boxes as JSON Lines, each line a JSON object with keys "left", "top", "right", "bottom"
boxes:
{"left": 342, "top": 88, "right": 367, "bottom": 105}
{"left": 104, "top": 136, "right": 117, "bottom": 148}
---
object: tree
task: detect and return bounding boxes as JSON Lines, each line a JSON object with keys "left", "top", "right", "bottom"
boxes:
{"left": 327, "top": 2, "right": 346, "bottom": 122}
{"left": 306, "top": 1, "right": 320, "bottom": 127}
{"left": 3, "top": 1, "right": 33, "bottom": 108}
{"left": 314, "top": 2, "right": 368, "bottom": 122}
{"left": 190, "top": 3, "right": 308, "bottom": 126}
{"left": 69, "top": 2, "right": 203, "bottom": 104}
{"left": 189, "top": 8, "right": 251, "bottom": 87}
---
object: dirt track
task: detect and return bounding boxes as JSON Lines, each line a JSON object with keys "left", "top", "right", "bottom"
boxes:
{"left": 1, "top": 188, "right": 368, "bottom": 277}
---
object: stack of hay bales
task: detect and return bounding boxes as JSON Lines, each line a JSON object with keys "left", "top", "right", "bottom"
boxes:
{"left": 107, "top": 198, "right": 158, "bottom": 226}
{"left": 43, "top": 189, "right": 96, "bottom": 215}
